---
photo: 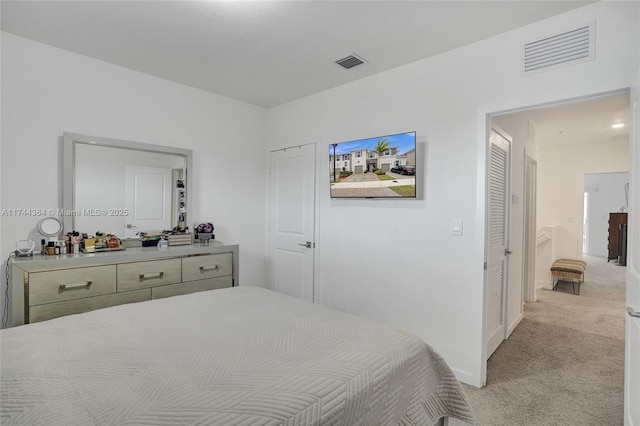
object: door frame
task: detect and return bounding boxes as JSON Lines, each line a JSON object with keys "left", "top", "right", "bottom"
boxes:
{"left": 479, "top": 88, "right": 632, "bottom": 386}
{"left": 266, "top": 143, "right": 320, "bottom": 303}
{"left": 523, "top": 154, "right": 537, "bottom": 303}
{"left": 624, "top": 74, "right": 639, "bottom": 426}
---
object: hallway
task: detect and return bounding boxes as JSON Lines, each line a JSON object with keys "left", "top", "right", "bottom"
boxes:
{"left": 458, "top": 255, "right": 626, "bottom": 425}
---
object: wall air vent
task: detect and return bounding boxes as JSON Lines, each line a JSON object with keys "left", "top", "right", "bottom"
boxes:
{"left": 335, "top": 54, "right": 366, "bottom": 70}
{"left": 522, "top": 21, "right": 595, "bottom": 75}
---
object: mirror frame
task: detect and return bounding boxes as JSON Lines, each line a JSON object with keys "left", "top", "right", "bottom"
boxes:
{"left": 37, "top": 217, "right": 63, "bottom": 237}
{"left": 62, "top": 132, "right": 193, "bottom": 237}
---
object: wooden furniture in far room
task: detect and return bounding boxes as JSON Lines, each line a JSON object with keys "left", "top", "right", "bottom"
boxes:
{"left": 10, "top": 242, "right": 238, "bottom": 326}
{"left": 607, "top": 212, "right": 628, "bottom": 263}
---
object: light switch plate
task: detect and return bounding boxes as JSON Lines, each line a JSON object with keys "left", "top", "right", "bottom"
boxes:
{"left": 451, "top": 218, "right": 463, "bottom": 236}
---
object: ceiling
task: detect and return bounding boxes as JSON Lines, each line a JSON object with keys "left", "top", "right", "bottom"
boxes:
{"left": 1, "top": 0, "right": 595, "bottom": 108}
{"left": 498, "top": 92, "right": 631, "bottom": 147}
{"left": 2, "top": 1, "right": 628, "bottom": 146}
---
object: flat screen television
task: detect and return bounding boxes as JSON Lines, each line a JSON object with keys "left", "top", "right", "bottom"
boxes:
{"left": 329, "top": 131, "right": 416, "bottom": 199}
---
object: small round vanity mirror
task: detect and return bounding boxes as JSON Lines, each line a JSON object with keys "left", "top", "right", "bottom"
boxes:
{"left": 37, "top": 217, "right": 63, "bottom": 237}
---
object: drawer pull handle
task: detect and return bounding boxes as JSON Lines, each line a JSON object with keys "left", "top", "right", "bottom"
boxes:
{"left": 59, "top": 281, "right": 92, "bottom": 290}
{"left": 139, "top": 272, "right": 164, "bottom": 280}
{"left": 200, "top": 265, "right": 219, "bottom": 272}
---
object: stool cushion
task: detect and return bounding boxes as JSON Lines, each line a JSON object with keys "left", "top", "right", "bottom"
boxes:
{"left": 551, "top": 263, "right": 584, "bottom": 273}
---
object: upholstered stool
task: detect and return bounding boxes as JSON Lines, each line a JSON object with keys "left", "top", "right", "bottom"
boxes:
{"left": 551, "top": 259, "right": 586, "bottom": 295}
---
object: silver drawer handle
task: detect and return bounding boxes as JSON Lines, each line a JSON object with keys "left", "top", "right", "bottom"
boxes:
{"left": 59, "top": 281, "right": 92, "bottom": 290}
{"left": 139, "top": 272, "right": 164, "bottom": 280}
{"left": 200, "top": 265, "right": 219, "bottom": 272}
{"left": 628, "top": 307, "right": 640, "bottom": 318}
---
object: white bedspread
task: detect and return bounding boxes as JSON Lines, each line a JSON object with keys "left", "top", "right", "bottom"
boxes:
{"left": 1, "top": 286, "right": 474, "bottom": 425}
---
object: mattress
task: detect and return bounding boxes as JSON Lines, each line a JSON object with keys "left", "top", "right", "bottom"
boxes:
{"left": 0, "top": 286, "right": 474, "bottom": 425}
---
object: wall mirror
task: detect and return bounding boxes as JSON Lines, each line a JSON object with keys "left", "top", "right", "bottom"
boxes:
{"left": 62, "top": 132, "right": 192, "bottom": 239}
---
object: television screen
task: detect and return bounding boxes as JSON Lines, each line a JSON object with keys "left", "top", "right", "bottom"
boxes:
{"left": 329, "top": 131, "right": 416, "bottom": 198}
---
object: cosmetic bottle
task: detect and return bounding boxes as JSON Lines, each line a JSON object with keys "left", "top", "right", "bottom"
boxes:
{"left": 40, "top": 239, "right": 46, "bottom": 255}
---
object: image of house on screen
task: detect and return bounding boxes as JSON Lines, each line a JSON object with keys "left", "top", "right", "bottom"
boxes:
{"left": 329, "top": 131, "right": 416, "bottom": 175}
{"left": 329, "top": 131, "right": 417, "bottom": 199}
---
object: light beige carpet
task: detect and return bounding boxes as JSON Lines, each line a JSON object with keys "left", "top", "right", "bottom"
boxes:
{"left": 452, "top": 255, "right": 626, "bottom": 426}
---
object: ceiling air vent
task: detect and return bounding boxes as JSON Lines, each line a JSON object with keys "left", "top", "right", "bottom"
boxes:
{"left": 522, "top": 21, "right": 595, "bottom": 75}
{"left": 335, "top": 54, "right": 366, "bottom": 70}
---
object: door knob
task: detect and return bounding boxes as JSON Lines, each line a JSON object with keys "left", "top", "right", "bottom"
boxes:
{"left": 298, "top": 241, "right": 312, "bottom": 249}
{"left": 505, "top": 249, "right": 513, "bottom": 255}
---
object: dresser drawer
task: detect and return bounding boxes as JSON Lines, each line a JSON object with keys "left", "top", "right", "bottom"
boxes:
{"left": 152, "top": 276, "right": 232, "bottom": 300}
{"left": 29, "top": 289, "right": 150, "bottom": 323}
{"left": 182, "top": 253, "right": 232, "bottom": 283}
{"left": 117, "top": 258, "right": 181, "bottom": 292}
{"left": 29, "top": 265, "right": 116, "bottom": 306}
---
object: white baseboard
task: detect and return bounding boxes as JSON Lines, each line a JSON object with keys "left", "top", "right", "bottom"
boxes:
{"left": 451, "top": 368, "right": 477, "bottom": 387}
{"left": 507, "top": 312, "right": 524, "bottom": 338}
{"left": 537, "top": 279, "right": 553, "bottom": 290}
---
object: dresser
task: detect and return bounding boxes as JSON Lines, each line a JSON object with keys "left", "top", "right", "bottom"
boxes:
{"left": 10, "top": 242, "right": 238, "bottom": 326}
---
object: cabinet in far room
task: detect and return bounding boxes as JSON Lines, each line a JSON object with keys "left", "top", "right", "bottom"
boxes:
{"left": 607, "top": 212, "right": 627, "bottom": 263}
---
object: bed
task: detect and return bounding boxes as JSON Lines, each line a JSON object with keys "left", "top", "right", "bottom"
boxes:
{"left": 0, "top": 286, "right": 474, "bottom": 425}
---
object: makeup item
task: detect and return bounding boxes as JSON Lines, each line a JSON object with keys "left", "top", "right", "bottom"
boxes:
{"left": 41, "top": 239, "right": 46, "bottom": 255}
{"left": 157, "top": 238, "right": 168, "bottom": 250}
{"left": 84, "top": 238, "right": 96, "bottom": 253}
{"left": 73, "top": 243, "right": 80, "bottom": 254}
{"left": 47, "top": 242, "right": 55, "bottom": 256}
{"left": 55, "top": 244, "right": 60, "bottom": 255}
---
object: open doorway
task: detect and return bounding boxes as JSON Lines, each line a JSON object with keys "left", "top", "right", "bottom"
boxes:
{"left": 484, "top": 90, "right": 630, "bottom": 385}
{"left": 583, "top": 172, "right": 630, "bottom": 259}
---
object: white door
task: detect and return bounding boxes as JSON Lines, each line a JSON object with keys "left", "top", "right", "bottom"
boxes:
{"left": 268, "top": 144, "right": 316, "bottom": 302}
{"left": 124, "top": 165, "right": 172, "bottom": 234}
{"left": 486, "top": 127, "right": 512, "bottom": 359}
{"left": 624, "top": 83, "right": 640, "bottom": 425}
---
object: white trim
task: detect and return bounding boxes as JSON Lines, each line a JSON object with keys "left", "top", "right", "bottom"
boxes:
{"left": 312, "top": 142, "right": 321, "bottom": 304}
{"left": 450, "top": 368, "right": 474, "bottom": 386}
{"left": 507, "top": 312, "right": 524, "bottom": 339}
{"left": 523, "top": 154, "right": 538, "bottom": 304}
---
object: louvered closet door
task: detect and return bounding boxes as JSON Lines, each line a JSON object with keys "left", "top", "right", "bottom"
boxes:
{"left": 486, "top": 128, "right": 511, "bottom": 359}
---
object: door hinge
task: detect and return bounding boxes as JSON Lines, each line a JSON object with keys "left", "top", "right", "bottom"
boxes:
{"left": 484, "top": 262, "right": 487, "bottom": 270}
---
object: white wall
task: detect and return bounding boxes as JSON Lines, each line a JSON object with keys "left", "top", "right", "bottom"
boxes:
{"left": 0, "top": 33, "right": 270, "bottom": 324}
{"left": 266, "top": 1, "right": 639, "bottom": 386}
{"left": 585, "top": 172, "right": 630, "bottom": 257}
{"left": 538, "top": 139, "right": 629, "bottom": 260}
